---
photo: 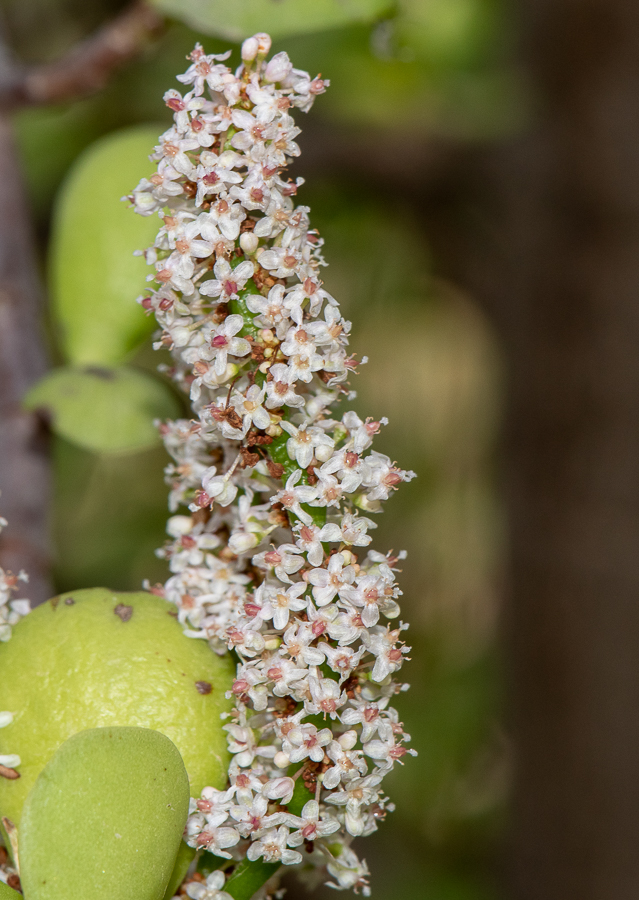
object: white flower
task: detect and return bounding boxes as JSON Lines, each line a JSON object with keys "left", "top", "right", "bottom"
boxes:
{"left": 363, "top": 735, "right": 417, "bottom": 771}
{"left": 186, "top": 869, "right": 233, "bottom": 900}
{"left": 200, "top": 259, "right": 255, "bottom": 303}
{"left": 176, "top": 45, "right": 233, "bottom": 96}
{"left": 324, "top": 773, "right": 383, "bottom": 836}
{"left": 281, "top": 620, "right": 326, "bottom": 666}
{"left": 307, "top": 553, "right": 356, "bottom": 607}
{"left": 189, "top": 824, "right": 240, "bottom": 858}
{"left": 281, "top": 421, "right": 334, "bottom": 468}
{"left": 323, "top": 737, "right": 367, "bottom": 789}
{"left": 339, "top": 698, "right": 389, "bottom": 743}
{"left": 230, "top": 792, "right": 281, "bottom": 838}
{"left": 269, "top": 470, "right": 317, "bottom": 526}
{"left": 292, "top": 521, "right": 341, "bottom": 566}
{"left": 260, "top": 582, "right": 308, "bottom": 630}
{"left": 325, "top": 843, "right": 371, "bottom": 896}
{"left": 283, "top": 720, "right": 332, "bottom": 763}
{"left": 319, "top": 642, "right": 365, "bottom": 679}
{"left": 285, "top": 799, "right": 340, "bottom": 846}
{"left": 202, "top": 199, "right": 246, "bottom": 241}
{"left": 247, "top": 826, "right": 302, "bottom": 866}
{"left": 245, "top": 284, "right": 290, "bottom": 331}
{"left": 226, "top": 762, "right": 265, "bottom": 805}
{"left": 252, "top": 543, "right": 304, "bottom": 583}
{"left": 264, "top": 363, "right": 305, "bottom": 409}
{"left": 203, "top": 315, "right": 251, "bottom": 376}
{"left": 307, "top": 669, "right": 346, "bottom": 719}
{"left": 264, "top": 51, "right": 293, "bottom": 84}
{"left": 361, "top": 627, "right": 410, "bottom": 682}
{"left": 201, "top": 467, "right": 239, "bottom": 508}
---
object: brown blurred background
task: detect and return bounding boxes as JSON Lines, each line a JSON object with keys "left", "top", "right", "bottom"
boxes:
{"left": 1, "top": 1, "right": 638, "bottom": 898}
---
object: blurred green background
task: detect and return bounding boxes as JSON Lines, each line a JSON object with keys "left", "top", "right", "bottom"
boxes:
{"left": 4, "top": 0, "right": 516, "bottom": 896}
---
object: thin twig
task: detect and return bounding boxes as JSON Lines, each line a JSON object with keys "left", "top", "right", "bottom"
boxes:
{"left": 0, "top": 1, "right": 164, "bottom": 111}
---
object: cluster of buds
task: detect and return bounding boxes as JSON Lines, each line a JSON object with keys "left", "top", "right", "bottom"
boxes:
{"left": 129, "top": 34, "right": 416, "bottom": 896}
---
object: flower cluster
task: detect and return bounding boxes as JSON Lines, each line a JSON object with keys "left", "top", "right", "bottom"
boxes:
{"left": 129, "top": 34, "right": 416, "bottom": 896}
{"left": 0, "top": 512, "right": 27, "bottom": 780}
{"left": 0, "top": 513, "right": 30, "bottom": 645}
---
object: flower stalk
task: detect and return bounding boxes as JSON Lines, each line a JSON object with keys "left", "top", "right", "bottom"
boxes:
{"left": 129, "top": 33, "right": 417, "bottom": 898}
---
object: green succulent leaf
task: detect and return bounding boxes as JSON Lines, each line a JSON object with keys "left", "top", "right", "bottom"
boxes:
{"left": 0, "top": 882, "right": 21, "bottom": 899}
{"left": 24, "top": 366, "right": 180, "bottom": 454}
{"left": 19, "top": 727, "right": 190, "bottom": 900}
{"left": 49, "top": 126, "right": 164, "bottom": 366}
{"left": 150, "top": 0, "right": 392, "bottom": 41}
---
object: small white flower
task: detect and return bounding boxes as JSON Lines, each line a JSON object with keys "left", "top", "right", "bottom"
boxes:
{"left": 252, "top": 543, "right": 304, "bottom": 584}
{"left": 264, "top": 363, "right": 305, "bottom": 410}
{"left": 269, "top": 470, "right": 317, "bottom": 526}
{"left": 200, "top": 259, "right": 255, "bottom": 303}
{"left": 186, "top": 869, "right": 233, "bottom": 900}
{"left": 201, "top": 467, "right": 239, "bottom": 507}
{"left": 285, "top": 799, "right": 340, "bottom": 846}
{"left": 281, "top": 420, "right": 334, "bottom": 468}
{"left": 324, "top": 774, "right": 383, "bottom": 836}
{"left": 190, "top": 825, "right": 240, "bottom": 858}
{"left": 204, "top": 315, "right": 251, "bottom": 376}
{"left": 307, "top": 553, "right": 356, "bottom": 607}
{"left": 264, "top": 51, "right": 293, "bottom": 84}
{"left": 261, "top": 582, "right": 308, "bottom": 630}
{"left": 283, "top": 720, "right": 332, "bottom": 763}
{"left": 247, "top": 825, "right": 302, "bottom": 866}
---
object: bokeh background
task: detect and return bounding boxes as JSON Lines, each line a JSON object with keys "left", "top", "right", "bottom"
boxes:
{"left": 4, "top": 1, "right": 637, "bottom": 898}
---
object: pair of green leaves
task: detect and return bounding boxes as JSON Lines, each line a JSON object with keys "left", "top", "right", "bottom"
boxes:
{"left": 29, "top": 126, "right": 179, "bottom": 455}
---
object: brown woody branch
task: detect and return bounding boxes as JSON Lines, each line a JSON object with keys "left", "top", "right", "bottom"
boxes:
{"left": 0, "top": 1, "right": 164, "bottom": 111}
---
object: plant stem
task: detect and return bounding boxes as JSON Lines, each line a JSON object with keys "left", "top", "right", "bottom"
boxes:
{"left": 225, "top": 858, "right": 281, "bottom": 900}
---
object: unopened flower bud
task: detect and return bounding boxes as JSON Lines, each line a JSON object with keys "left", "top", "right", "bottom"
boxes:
{"left": 264, "top": 52, "right": 293, "bottom": 84}
{"left": 274, "top": 750, "right": 290, "bottom": 769}
{"left": 166, "top": 515, "right": 194, "bottom": 538}
{"left": 241, "top": 36, "right": 259, "bottom": 62}
{"left": 338, "top": 730, "right": 358, "bottom": 750}
{"left": 239, "top": 232, "right": 259, "bottom": 255}
{"left": 254, "top": 32, "right": 272, "bottom": 57}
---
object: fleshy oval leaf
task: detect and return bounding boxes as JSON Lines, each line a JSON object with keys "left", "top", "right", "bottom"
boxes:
{"left": 50, "top": 126, "right": 164, "bottom": 365}
{"left": 24, "top": 366, "right": 180, "bottom": 454}
{"left": 19, "top": 727, "right": 190, "bottom": 900}
{"left": 0, "top": 882, "right": 21, "bottom": 899}
{"left": 150, "top": 0, "right": 392, "bottom": 40}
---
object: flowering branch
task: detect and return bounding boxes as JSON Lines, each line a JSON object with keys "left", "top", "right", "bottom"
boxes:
{"left": 129, "top": 33, "right": 417, "bottom": 897}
